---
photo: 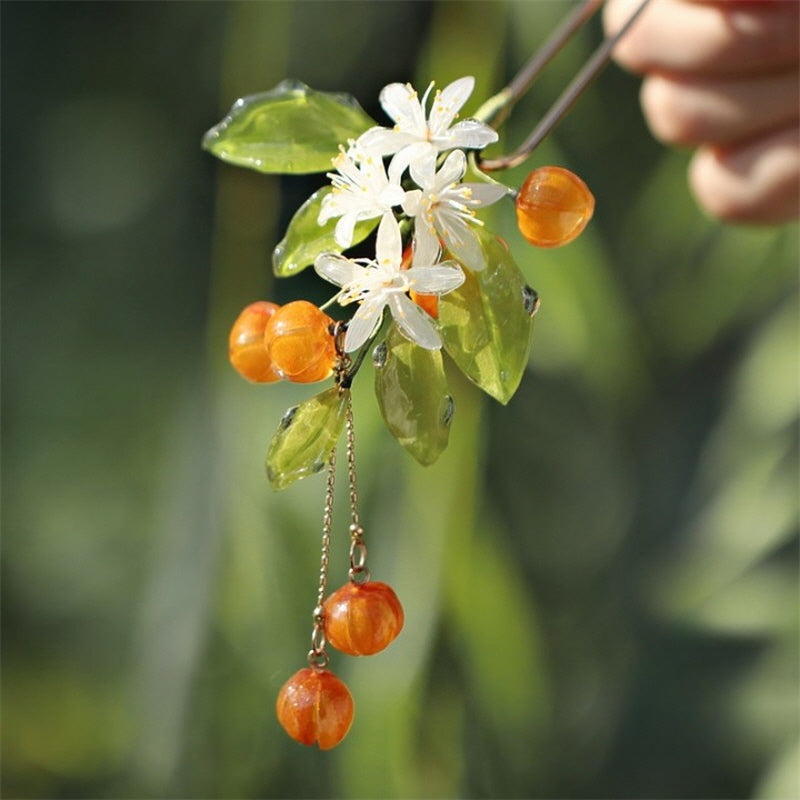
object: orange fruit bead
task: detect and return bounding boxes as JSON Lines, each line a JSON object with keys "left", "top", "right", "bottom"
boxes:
{"left": 400, "top": 243, "right": 413, "bottom": 270}
{"left": 276, "top": 667, "right": 354, "bottom": 749}
{"left": 323, "top": 581, "right": 404, "bottom": 656}
{"left": 228, "top": 301, "right": 282, "bottom": 383}
{"left": 264, "top": 300, "right": 336, "bottom": 383}
{"left": 410, "top": 289, "right": 439, "bottom": 319}
{"left": 401, "top": 243, "right": 439, "bottom": 318}
{"left": 515, "top": 166, "right": 595, "bottom": 248}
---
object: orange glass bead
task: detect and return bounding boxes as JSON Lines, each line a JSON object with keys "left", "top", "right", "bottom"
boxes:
{"left": 400, "top": 243, "right": 413, "bottom": 270}
{"left": 410, "top": 290, "right": 439, "bottom": 319}
{"left": 515, "top": 166, "right": 595, "bottom": 248}
{"left": 264, "top": 300, "right": 336, "bottom": 383}
{"left": 401, "top": 243, "right": 439, "bottom": 318}
{"left": 275, "top": 667, "right": 354, "bottom": 749}
{"left": 323, "top": 581, "right": 404, "bottom": 656}
{"left": 228, "top": 301, "right": 282, "bottom": 383}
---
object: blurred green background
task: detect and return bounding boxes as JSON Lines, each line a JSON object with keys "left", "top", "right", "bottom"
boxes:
{"left": 2, "top": 2, "right": 798, "bottom": 798}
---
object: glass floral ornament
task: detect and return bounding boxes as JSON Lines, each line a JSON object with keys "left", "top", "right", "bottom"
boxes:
{"left": 314, "top": 212, "right": 464, "bottom": 352}
{"left": 317, "top": 144, "right": 406, "bottom": 249}
{"left": 263, "top": 300, "right": 337, "bottom": 383}
{"left": 357, "top": 76, "right": 499, "bottom": 173}
{"left": 203, "top": 0, "right": 657, "bottom": 753}
{"left": 228, "top": 301, "right": 282, "bottom": 383}
{"left": 515, "top": 166, "right": 595, "bottom": 247}
{"left": 275, "top": 667, "right": 354, "bottom": 750}
{"left": 323, "top": 581, "right": 404, "bottom": 656}
{"left": 402, "top": 148, "right": 509, "bottom": 271}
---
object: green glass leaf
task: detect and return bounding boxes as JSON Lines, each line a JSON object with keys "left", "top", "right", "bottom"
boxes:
{"left": 266, "top": 386, "right": 347, "bottom": 490}
{"left": 202, "top": 79, "right": 376, "bottom": 174}
{"left": 272, "top": 187, "right": 380, "bottom": 277}
{"left": 438, "top": 230, "right": 535, "bottom": 404}
{"left": 373, "top": 324, "right": 454, "bottom": 466}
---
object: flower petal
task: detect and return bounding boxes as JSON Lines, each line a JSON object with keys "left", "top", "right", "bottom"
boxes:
{"left": 391, "top": 141, "right": 437, "bottom": 182}
{"left": 435, "top": 149, "right": 467, "bottom": 190}
{"left": 379, "top": 82, "right": 426, "bottom": 135}
{"left": 344, "top": 292, "right": 387, "bottom": 352}
{"left": 407, "top": 146, "right": 438, "bottom": 190}
{"left": 442, "top": 224, "right": 487, "bottom": 271}
{"left": 406, "top": 262, "right": 465, "bottom": 295}
{"left": 317, "top": 192, "right": 337, "bottom": 224}
{"left": 462, "top": 182, "right": 510, "bottom": 207}
{"left": 402, "top": 188, "right": 423, "bottom": 218}
{"left": 315, "top": 253, "right": 360, "bottom": 288}
{"left": 357, "top": 126, "right": 417, "bottom": 157}
{"left": 379, "top": 182, "right": 407, "bottom": 209}
{"left": 388, "top": 293, "right": 442, "bottom": 350}
{"left": 411, "top": 221, "right": 442, "bottom": 269}
{"left": 428, "top": 76, "right": 475, "bottom": 134}
{"left": 440, "top": 119, "right": 499, "bottom": 151}
{"left": 334, "top": 213, "right": 359, "bottom": 248}
{"left": 374, "top": 211, "right": 402, "bottom": 268}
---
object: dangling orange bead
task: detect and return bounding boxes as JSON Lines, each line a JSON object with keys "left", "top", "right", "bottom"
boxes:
{"left": 228, "top": 301, "right": 282, "bottom": 383}
{"left": 275, "top": 667, "right": 354, "bottom": 749}
{"left": 323, "top": 581, "right": 404, "bottom": 656}
{"left": 515, "top": 166, "right": 594, "bottom": 248}
{"left": 264, "top": 300, "right": 337, "bottom": 383}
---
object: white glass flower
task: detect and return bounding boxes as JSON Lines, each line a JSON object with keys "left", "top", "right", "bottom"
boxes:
{"left": 357, "top": 76, "right": 498, "bottom": 172}
{"left": 318, "top": 145, "right": 406, "bottom": 249}
{"left": 315, "top": 212, "right": 464, "bottom": 352}
{"left": 402, "top": 149, "right": 509, "bottom": 271}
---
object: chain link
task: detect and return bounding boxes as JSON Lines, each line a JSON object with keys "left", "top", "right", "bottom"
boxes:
{"left": 345, "top": 394, "right": 370, "bottom": 583}
{"left": 345, "top": 394, "right": 360, "bottom": 530}
{"left": 307, "top": 446, "right": 336, "bottom": 671}
{"left": 331, "top": 322, "right": 352, "bottom": 390}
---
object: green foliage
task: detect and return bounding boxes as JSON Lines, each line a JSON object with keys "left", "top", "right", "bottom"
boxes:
{"left": 265, "top": 386, "right": 348, "bottom": 490}
{"left": 439, "top": 230, "right": 534, "bottom": 404}
{"left": 373, "top": 324, "right": 453, "bottom": 465}
{"left": 202, "top": 79, "right": 375, "bottom": 174}
{"left": 272, "top": 187, "right": 379, "bottom": 276}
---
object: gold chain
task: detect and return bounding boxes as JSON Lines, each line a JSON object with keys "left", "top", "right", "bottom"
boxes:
{"left": 307, "top": 445, "right": 336, "bottom": 671}
{"left": 345, "top": 393, "right": 370, "bottom": 584}
{"left": 307, "top": 329, "right": 370, "bottom": 670}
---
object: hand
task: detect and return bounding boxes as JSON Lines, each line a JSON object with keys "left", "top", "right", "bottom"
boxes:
{"left": 604, "top": 0, "right": 799, "bottom": 224}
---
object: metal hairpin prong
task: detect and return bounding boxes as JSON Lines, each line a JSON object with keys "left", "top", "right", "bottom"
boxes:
{"left": 500, "top": 0, "right": 604, "bottom": 128}
{"left": 479, "top": 0, "right": 652, "bottom": 172}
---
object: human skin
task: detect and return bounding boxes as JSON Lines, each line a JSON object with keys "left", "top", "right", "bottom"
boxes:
{"left": 603, "top": 0, "right": 799, "bottom": 224}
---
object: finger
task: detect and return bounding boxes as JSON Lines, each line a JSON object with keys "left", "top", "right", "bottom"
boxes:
{"left": 604, "top": 0, "right": 799, "bottom": 77}
{"left": 640, "top": 70, "right": 799, "bottom": 146}
{"left": 688, "top": 124, "right": 800, "bottom": 223}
